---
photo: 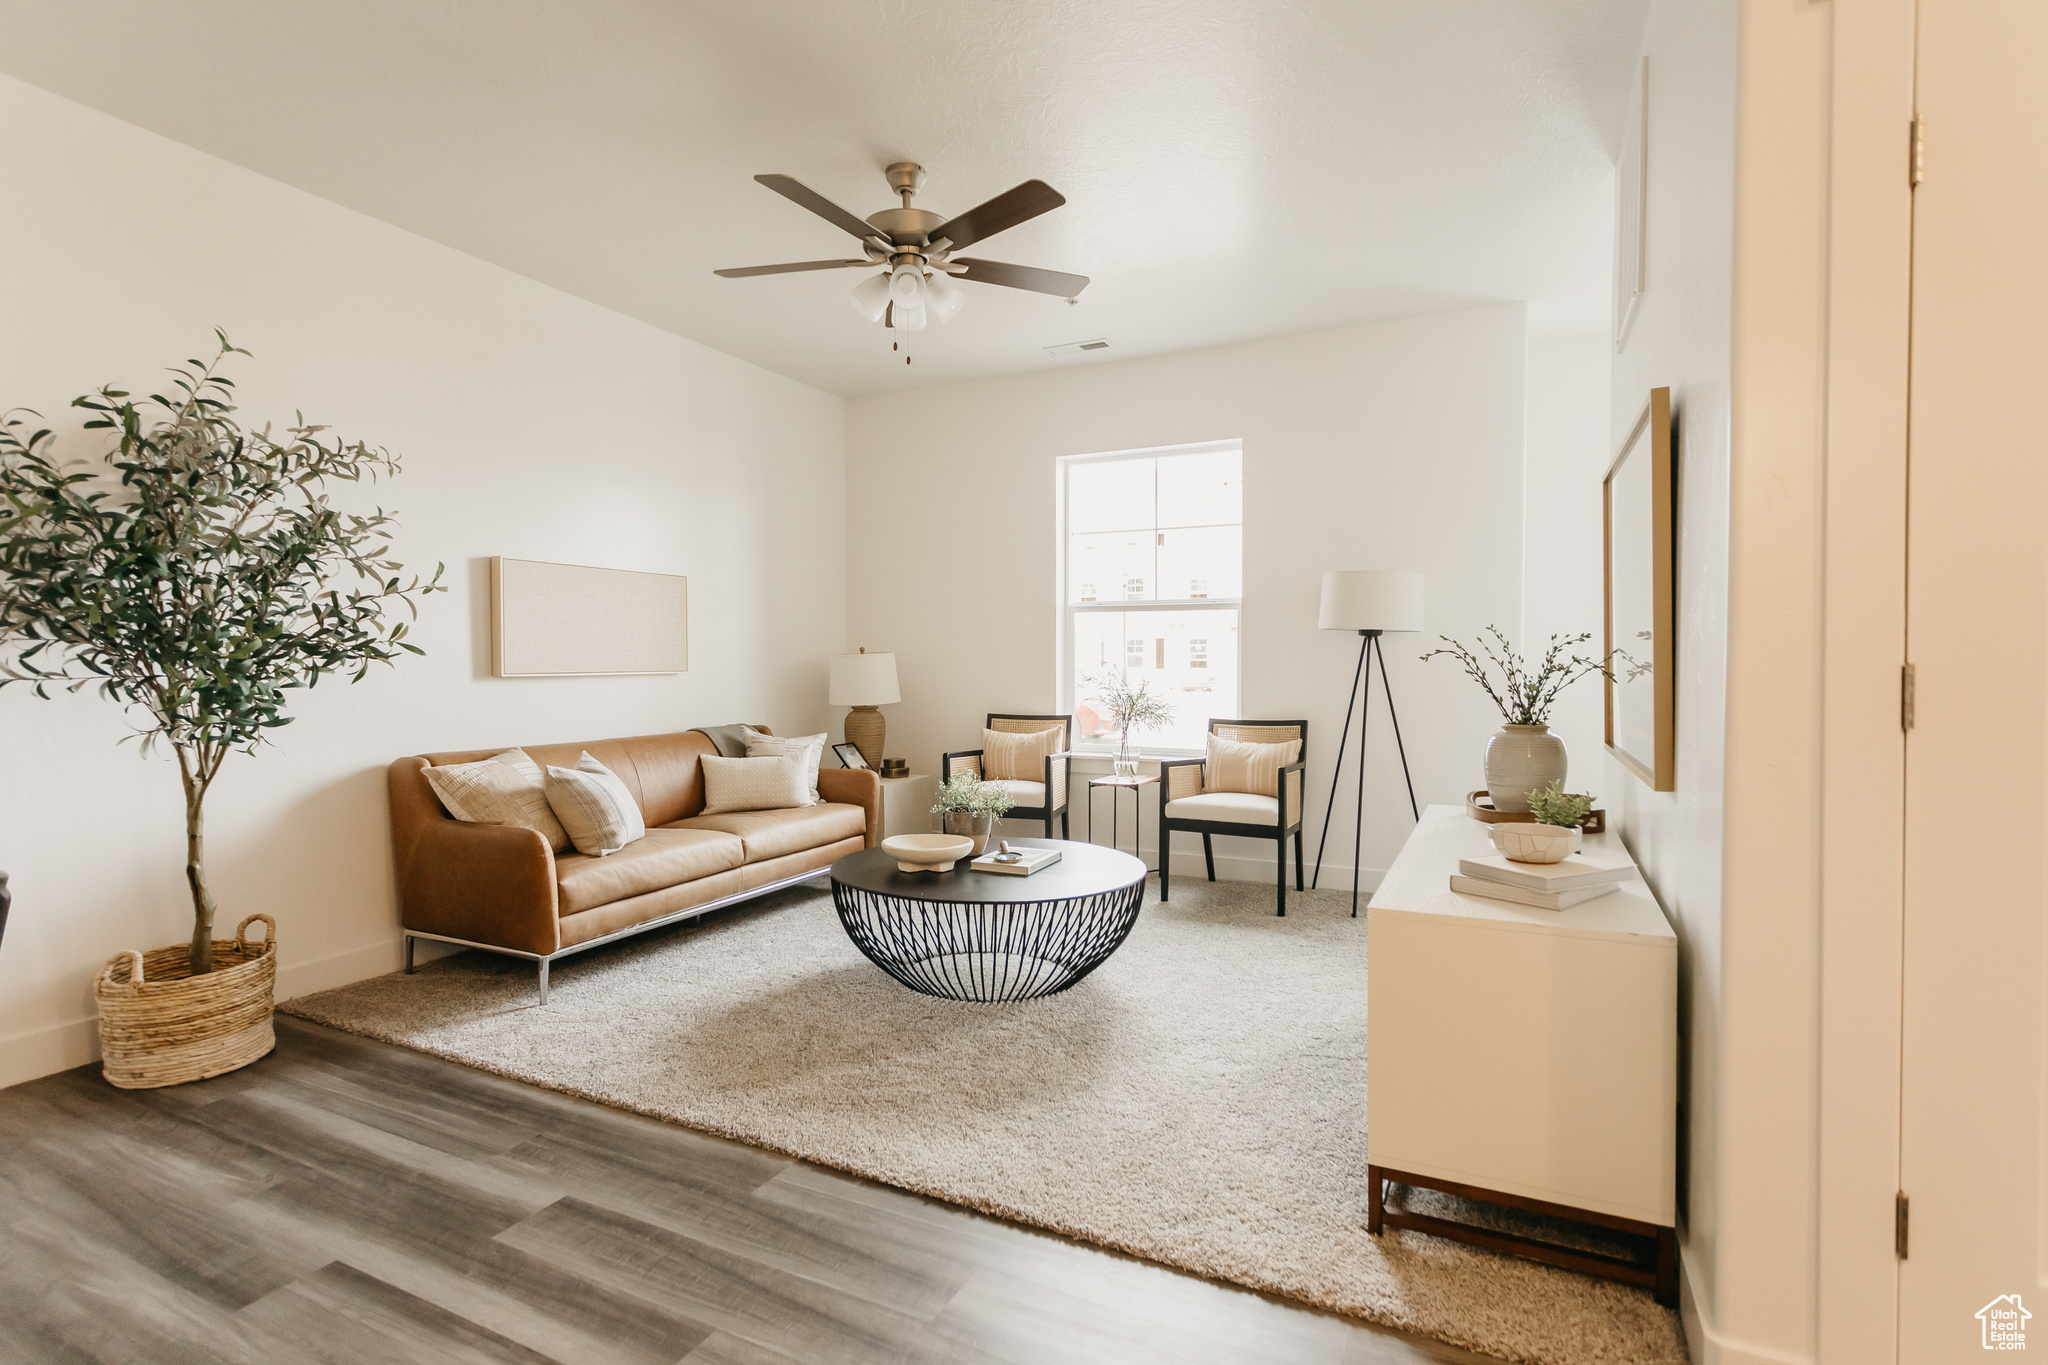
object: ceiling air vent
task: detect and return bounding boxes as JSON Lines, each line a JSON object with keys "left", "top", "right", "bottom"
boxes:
{"left": 1045, "top": 338, "right": 1110, "bottom": 357}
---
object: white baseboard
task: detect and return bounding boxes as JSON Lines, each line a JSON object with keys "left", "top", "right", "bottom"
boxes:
{"left": 1681, "top": 1247, "right": 1814, "bottom": 1365}
{"left": 0, "top": 935, "right": 409, "bottom": 1092}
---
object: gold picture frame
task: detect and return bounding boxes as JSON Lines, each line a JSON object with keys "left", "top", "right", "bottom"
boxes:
{"left": 1604, "top": 388, "right": 1675, "bottom": 791}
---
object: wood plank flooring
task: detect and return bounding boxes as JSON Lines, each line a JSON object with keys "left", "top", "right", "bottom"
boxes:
{"left": 0, "top": 1015, "right": 1502, "bottom": 1365}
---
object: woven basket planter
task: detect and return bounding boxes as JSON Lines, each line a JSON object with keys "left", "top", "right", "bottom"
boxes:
{"left": 94, "top": 914, "right": 277, "bottom": 1089}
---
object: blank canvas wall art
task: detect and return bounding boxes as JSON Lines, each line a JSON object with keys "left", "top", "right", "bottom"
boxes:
{"left": 491, "top": 557, "right": 689, "bottom": 677}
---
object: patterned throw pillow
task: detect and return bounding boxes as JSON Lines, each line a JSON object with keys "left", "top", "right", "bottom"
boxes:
{"left": 424, "top": 748, "right": 570, "bottom": 852}
{"left": 1204, "top": 735, "right": 1302, "bottom": 797}
{"left": 542, "top": 753, "right": 646, "bottom": 856}
{"left": 982, "top": 726, "right": 1060, "bottom": 781}
{"left": 700, "top": 755, "right": 809, "bottom": 814}
{"left": 739, "top": 728, "right": 827, "bottom": 805}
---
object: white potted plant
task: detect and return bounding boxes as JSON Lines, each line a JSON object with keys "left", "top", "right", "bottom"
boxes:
{"left": 1420, "top": 626, "right": 1627, "bottom": 812}
{"left": 0, "top": 334, "right": 443, "bottom": 1088}
{"left": 1490, "top": 781, "right": 1594, "bottom": 863}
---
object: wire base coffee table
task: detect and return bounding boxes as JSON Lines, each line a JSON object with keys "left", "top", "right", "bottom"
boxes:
{"left": 829, "top": 839, "right": 1147, "bottom": 1001}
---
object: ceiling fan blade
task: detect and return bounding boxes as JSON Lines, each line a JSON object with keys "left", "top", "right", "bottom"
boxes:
{"left": 929, "top": 181, "right": 1065, "bottom": 251}
{"left": 953, "top": 258, "right": 1090, "bottom": 298}
{"left": 754, "top": 174, "right": 884, "bottom": 241}
{"left": 713, "top": 259, "right": 872, "bottom": 278}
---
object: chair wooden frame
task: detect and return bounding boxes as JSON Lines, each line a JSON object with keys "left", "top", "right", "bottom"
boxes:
{"left": 1158, "top": 719, "right": 1308, "bottom": 916}
{"left": 942, "top": 713, "right": 1075, "bottom": 840}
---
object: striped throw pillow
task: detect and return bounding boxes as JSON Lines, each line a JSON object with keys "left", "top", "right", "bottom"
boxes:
{"left": 982, "top": 727, "right": 1060, "bottom": 781}
{"left": 739, "top": 728, "right": 827, "bottom": 805}
{"left": 425, "top": 748, "right": 570, "bottom": 852}
{"left": 700, "top": 755, "right": 808, "bottom": 814}
{"left": 543, "top": 753, "right": 646, "bottom": 856}
{"left": 1204, "top": 735, "right": 1301, "bottom": 798}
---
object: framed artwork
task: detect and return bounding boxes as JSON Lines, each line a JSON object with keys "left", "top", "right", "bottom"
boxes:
{"left": 491, "top": 557, "right": 687, "bottom": 677}
{"left": 1604, "top": 387, "right": 1676, "bottom": 791}
{"left": 832, "top": 743, "right": 870, "bottom": 770}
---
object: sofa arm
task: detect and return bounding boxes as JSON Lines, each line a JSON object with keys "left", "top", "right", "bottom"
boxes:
{"left": 818, "top": 766, "right": 883, "bottom": 848}
{"left": 398, "top": 819, "right": 560, "bottom": 957}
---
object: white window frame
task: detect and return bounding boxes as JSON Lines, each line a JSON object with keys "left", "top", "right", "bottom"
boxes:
{"left": 1055, "top": 438, "right": 1244, "bottom": 758}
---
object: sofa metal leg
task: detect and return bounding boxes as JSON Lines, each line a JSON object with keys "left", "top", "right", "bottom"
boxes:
{"left": 1202, "top": 833, "right": 1216, "bottom": 881}
{"left": 537, "top": 957, "right": 550, "bottom": 1005}
{"left": 403, "top": 934, "right": 415, "bottom": 975}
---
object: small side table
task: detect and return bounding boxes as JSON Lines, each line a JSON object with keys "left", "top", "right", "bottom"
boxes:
{"left": 875, "top": 773, "right": 938, "bottom": 839}
{"left": 1087, "top": 775, "right": 1158, "bottom": 869}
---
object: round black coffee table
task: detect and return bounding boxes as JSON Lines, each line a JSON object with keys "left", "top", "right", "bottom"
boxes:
{"left": 829, "top": 839, "right": 1147, "bottom": 1001}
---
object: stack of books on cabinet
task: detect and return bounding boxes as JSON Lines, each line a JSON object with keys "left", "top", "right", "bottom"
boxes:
{"left": 1450, "top": 852, "right": 1636, "bottom": 910}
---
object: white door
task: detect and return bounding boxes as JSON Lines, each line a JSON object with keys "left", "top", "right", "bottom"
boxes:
{"left": 1898, "top": 0, "right": 2048, "bottom": 1357}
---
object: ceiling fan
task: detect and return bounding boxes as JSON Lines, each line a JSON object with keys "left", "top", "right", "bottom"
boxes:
{"left": 713, "top": 162, "right": 1089, "bottom": 332}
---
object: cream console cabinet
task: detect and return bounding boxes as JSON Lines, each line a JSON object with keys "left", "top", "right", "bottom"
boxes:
{"left": 1365, "top": 805, "right": 1678, "bottom": 1303}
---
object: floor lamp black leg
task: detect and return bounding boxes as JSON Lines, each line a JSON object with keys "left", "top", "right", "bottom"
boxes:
{"left": 1313, "top": 634, "right": 1370, "bottom": 890}
{"left": 1352, "top": 642, "right": 1374, "bottom": 919}
{"left": 1374, "top": 635, "right": 1420, "bottom": 822}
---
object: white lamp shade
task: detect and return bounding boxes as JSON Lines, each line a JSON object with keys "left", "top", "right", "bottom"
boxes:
{"left": 829, "top": 650, "right": 900, "bottom": 706}
{"left": 1318, "top": 570, "right": 1424, "bottom": 632}
{"left": 926, "top": 270, "right": 965, "bottom": 323}
{"left": 849, "top": 271, "right": 890, "bottom": 322}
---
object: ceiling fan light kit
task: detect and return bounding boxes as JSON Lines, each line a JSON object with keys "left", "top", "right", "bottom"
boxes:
{"left": 715, "top": 161, "right": 1089, "bottom": 348}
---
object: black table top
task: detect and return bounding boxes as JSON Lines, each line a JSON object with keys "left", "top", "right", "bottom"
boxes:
{"left": 830, "top": 839, "right": 1147, "bottom": 904}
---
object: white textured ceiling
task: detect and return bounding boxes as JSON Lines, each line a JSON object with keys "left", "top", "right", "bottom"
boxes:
{"left": 0, "top": 0, "right": 1645, "bottom": 396}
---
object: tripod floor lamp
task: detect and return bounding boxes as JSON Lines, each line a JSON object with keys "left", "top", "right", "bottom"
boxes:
{"left": 1312, "top": 570, "right": 1423, "bottom": 916}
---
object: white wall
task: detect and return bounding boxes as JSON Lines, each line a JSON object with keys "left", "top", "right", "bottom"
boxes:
{"left": 0, "top": 77, "right": 847, "bottom": 1088}
{"left": 844, "top": 305, "right": 1538, "bottom": 888}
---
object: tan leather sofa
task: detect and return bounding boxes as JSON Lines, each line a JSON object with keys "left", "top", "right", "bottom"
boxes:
{"left": 389, "top": 729, "right": 880, "bottom": 1001}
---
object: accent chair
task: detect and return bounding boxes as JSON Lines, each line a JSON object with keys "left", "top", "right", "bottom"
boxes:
{"left": 1158, "top": 718, "right": 1308, "bottom": 916}
{"left": 942, "top": 713, "right": 1074, "bottom": 839}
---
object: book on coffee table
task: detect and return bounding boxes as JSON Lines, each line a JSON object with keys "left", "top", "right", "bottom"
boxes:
{"left": 971, "top": 847, "right": 1063, "bottom": 877}
{"left": 1456, "top": 853, "right": 1636, "bottom": 892}
{"left": 1448, "top": 875, "right": 1621, "bottom": 911}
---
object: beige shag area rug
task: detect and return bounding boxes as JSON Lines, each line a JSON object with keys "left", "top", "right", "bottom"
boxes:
{"left": 284, "top": 878, "right": 1686, "bottom": 1365}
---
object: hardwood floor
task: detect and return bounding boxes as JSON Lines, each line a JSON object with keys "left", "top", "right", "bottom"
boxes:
{"left": 0, "top": 1015, "right": 1501, "bottom": 1365}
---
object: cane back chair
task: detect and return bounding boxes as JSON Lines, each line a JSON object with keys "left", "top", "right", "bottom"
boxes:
{"left": 941, "top": 713, "right": 1074, "bottom": 839}
{"left": 1158, "top": 718, "right": 1308, "bottom": 916}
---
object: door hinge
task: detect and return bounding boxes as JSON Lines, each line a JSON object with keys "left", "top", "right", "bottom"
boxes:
{"left": 1896, "top": 1191, "right": 1910, "bottom": 1259}
{"left": 1902, "top": 663, "right": 1916, "bottom": 731}
{"left": 1909, "top": 117, "right": 1925, "bottom": 188}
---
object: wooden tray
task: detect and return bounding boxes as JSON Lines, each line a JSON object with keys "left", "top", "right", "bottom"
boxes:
{"left": 1466, "top": 790, "right": 1607, "bottom": 834}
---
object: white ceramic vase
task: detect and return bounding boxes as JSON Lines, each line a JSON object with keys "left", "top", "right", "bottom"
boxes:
{"left": 1484, "top": 723, "right": 1568, "bottom": 813}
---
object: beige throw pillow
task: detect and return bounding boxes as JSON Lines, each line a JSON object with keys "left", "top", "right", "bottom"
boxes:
{"left": 740, "top": 728, "right": 826, "bottom": 805}
{"left": 982, "top": 726, "right": 1060, "bottom": 781}
{"left": 1204, "top": 735, "right": 1302, "bottom": 797}
{"left": 701, "top": 754, "right": 809, "bottom": 814}
{"left": 425, "top": 748, "right": 570, "bottom": 852}
{"left": 543, "top": 753, "right": 646, "bottom": 856}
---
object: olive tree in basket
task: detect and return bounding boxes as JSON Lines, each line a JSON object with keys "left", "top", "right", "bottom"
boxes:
{"left": 0, "top": 334, "right": 441, "bottom": 1079}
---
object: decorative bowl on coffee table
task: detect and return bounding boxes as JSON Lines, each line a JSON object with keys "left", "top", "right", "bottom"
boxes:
{"left": 881, "top": 833, "right": 976, "bottom": 873}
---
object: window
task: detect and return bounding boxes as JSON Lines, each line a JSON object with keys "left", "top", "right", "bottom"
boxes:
{"left": 1060, "top": 440, "right": 1242, "bottom": 753}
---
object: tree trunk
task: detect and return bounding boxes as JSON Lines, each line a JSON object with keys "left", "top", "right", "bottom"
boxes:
{"left": 183, "top": 769, "right": 216, "bottom": 975}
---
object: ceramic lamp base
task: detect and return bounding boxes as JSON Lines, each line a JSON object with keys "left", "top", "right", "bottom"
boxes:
{"left": 845, "top": 705, "right": 886, "bottom": 769}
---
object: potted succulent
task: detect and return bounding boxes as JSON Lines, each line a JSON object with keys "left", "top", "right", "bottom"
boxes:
{"left": 1490, "top": 781, "right": 1595, "bottom": 864}
{"left": 931, "top": 772, "right": 1014, "bottom": 855}
{"left": 1420, "top": 626, "right": 1628, "bottom": 813}
{"left": 0, "top": 334, "right": 443, "bottom": 1088}
{"left": 1087, "top": 670, "right": 1175, "bottom": 777}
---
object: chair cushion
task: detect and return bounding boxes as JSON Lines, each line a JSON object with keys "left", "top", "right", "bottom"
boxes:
{"left": 666, "top": 802, "right": 867, "bottom": 864}
{"left": 544, "top": 753, "right": 648, "bottom": 855}
{"left": 992, "top": 779, "right": 1047, "bottom": 810}
{"left": 1204, "top": 735, "right": 1300, "bottom": 797}
{"left": 555, "top": 828, "right": 744, "bottom": 914}
{"left": 740, "top": 728, "right": 827, "bottom": 804}
{"left": 1164, "top": 792, "right": 1281, "bottom": 826}
{"left": 700, "top": 754, "right": 808, "bottom": 814}
{"left": 425, "top": 747, "right": 570, "bottom": 852}
{"left": 982, "top": 727, "right": 1059, "bottom": 781}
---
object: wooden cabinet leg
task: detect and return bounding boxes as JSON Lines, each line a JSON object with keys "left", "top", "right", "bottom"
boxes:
{"left": 1367, "top": 1164, "right": 1385, "bottom": 1234}
{"left": 1654, "top": 1225, "right": 1678, "bottom": 1306}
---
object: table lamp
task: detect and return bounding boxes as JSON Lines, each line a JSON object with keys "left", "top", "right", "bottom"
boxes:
{"left": 829, "top": 648, "right": 900, "bottom": 769}
{"left": 1313, "top": 571, "right": 1424, "bottom": 917}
